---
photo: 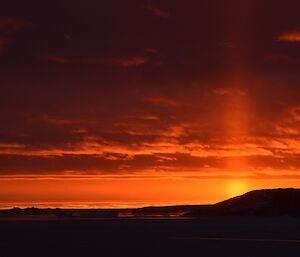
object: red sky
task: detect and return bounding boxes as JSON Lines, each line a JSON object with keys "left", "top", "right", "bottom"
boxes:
{"left": 1, "top": 0, "right": 300, "bottom": 208}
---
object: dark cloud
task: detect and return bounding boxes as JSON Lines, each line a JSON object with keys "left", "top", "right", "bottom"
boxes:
{"left": 0, "top": 17, "right": 31, "bottom": 55}
{"left": 277, "top": 30, "right": 300, "bottom": 42}
{"left": 1, "top": 0, "right": 300, "bottom": 180}
{"left": 40, "top": 48, "right": 159, "bottom": 67}
{"left": 143, "top": 4, "right": 170, "bottom": 18}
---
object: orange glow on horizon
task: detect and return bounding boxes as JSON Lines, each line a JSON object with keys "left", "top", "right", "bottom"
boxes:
{"left": 0, "top": 177, "right": 300, "bottom": 209}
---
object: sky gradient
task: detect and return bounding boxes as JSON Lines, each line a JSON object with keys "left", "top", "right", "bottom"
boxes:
{"left": 1, "top": 0, "right": 300, "bottom": 208}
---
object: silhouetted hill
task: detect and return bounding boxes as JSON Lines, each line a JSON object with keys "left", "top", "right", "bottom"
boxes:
{"left": 186, "top": 188, "right": 300, "bottom": 216}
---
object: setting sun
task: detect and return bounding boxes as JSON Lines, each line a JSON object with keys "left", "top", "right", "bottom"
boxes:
{"left": 226, "top": 180, "right": 248, "bottom": 198}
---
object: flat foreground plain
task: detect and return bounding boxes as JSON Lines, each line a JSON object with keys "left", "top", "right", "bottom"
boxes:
{"left": 2, "top": 217, "right": 300, "bottom": 257}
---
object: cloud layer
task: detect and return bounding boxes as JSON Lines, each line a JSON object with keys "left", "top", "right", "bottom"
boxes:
{"left": 1, "top": 0, "right": 300, "bottom": 183}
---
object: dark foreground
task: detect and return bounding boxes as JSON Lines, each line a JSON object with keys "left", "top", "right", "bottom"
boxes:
{"left": 2, "top": 217, "right": 300, "bottom": 257}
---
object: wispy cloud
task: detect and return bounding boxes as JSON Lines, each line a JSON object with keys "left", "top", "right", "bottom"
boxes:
{"left": 0, "top": 37, "right": 10, "bottom": 55}
{"left": 264, "top": 53, "right": 291, "bottom": 62}
{"left": 212, "top": 88, "right": 231, "bottom": 96}
{"left": 143, "top": 4, "right": 170, "bottom": 18}
{"left": 0, "top": 17, "right": 30, "bottom": 31}
{"left": 42, "top": 54, "right": 148, "bottom": 67}
{"left": 212, "top": 88, "right": 246, "bottom": 96}
{"left": 0, "top": 17, "right": 31, "bottom": 55}
{"left": 277, "top": 31, "right": 300, "bottom": 42}
{"left": 42, "top": 48, "right": 158, "bottom": 68}
{"left": 146, "top": 95, "right": 179, "bottom": 107}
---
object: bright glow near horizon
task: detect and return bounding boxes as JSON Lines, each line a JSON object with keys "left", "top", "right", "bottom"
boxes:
{"left": 226, "top": 180, "right": 248, "bottom": 198}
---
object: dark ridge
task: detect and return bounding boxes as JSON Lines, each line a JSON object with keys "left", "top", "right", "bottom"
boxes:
{"left": 186, "top": 188, "right": 300, "bottom": 217}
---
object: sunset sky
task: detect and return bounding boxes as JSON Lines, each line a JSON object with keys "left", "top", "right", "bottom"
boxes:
{"left": 1, "top": 0, "right": 300, "bottom": 208}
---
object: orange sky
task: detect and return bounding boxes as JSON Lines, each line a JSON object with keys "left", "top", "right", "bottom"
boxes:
{"left": 1, "top": 1, "right": 300, "bottom": 208}
{"left": 1, "top": 177, "right": 300, "bottom": 209}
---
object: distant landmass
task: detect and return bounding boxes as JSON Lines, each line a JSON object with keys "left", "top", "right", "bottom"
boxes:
{"left": 1, "top": 188, "right": 300, "bottom": 220}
